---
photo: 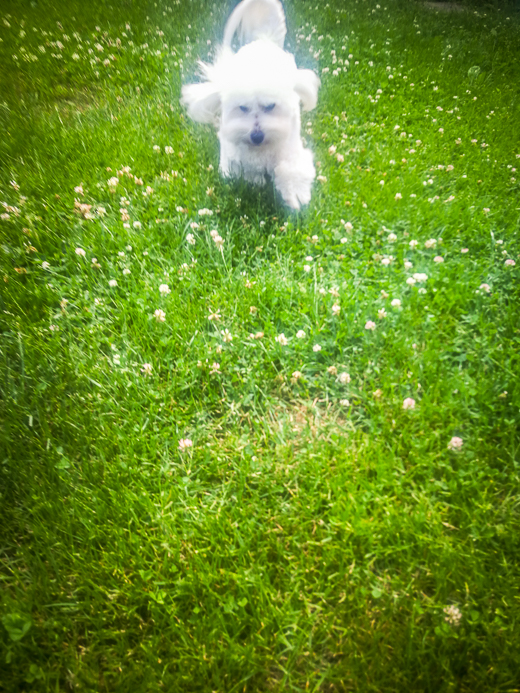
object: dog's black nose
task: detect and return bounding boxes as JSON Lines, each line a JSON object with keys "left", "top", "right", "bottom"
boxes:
{"left": 250, "top": 130, "right": 264, "bottom": 145}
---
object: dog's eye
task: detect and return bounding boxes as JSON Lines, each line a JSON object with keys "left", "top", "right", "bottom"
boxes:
{"left": 263, "top": 103, "right": 276, "bottom": 112}
{"left": 239, "top": 105, "right": 250, "bottom": 113}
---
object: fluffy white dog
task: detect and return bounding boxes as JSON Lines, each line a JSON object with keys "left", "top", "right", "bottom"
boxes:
{"left": 181, "top": 0, "right": 320, "bottom": 210}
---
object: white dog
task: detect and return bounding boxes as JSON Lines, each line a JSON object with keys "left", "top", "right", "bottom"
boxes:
{"left": 181, "top": 0, "right": 320, "bottom": 210}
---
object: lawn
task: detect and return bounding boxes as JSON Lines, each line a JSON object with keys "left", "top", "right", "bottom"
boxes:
{"left": 1, "top": 0, "right": 519, "bottom": 690}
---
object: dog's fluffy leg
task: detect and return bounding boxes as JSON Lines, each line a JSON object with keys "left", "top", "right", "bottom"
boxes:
{"left": 219, "top": 138, "right": 242, "bottom": 179}
{"left": 274, "top": 147, "right": 315, "bottom": 210}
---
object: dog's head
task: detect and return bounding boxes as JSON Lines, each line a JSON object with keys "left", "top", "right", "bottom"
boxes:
{"left": 181, "top": 41, "right": 319, "bottom": 148}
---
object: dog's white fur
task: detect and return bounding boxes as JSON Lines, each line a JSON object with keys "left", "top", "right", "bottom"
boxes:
{"left": 181, "top": 0, "right": 320, "bottom": 210}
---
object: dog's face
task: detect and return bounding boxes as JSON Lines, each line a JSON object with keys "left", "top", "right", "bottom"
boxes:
{"left": 182, "top": 40, "right": 320, "bottom": 138}
{"left": 220, "top": 91, "right": 297, "bottom": 149}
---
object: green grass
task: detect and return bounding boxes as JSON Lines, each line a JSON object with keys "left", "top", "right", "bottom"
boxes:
{"left": 1, "top": 0, "right": 520, "bottom": 690}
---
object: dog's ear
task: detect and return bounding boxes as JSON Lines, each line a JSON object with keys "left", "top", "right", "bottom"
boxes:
{"left": 294, "top": 69, "right": 320, "bottom": 111}
{"left": 181, "top": 81, "right": 221, "bottom": 124}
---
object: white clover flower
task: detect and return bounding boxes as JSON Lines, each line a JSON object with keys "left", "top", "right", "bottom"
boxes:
{"left": 107, "top": 176, "right": 119, "bottom": 192}
{"left": 425, "top": 238, "right": 437, "bottom": 248}
{"left": 109, "top": 279, "right": 118, "bottom": 287}
{"left": 221, "top": 329, "right": 233, "bottom": 343}
{"left": 210, "top": 362, "right": 221, "bottom": 374}
{"left": 365, "top": 320, "right": 376, "bottom": 330}
{"left": 406, "top": 277, "right": 416, "bottom": 286}
{"left": 338, "top": 372, "right": 351, "bottom": 384}
{"left": 448, "top": 436, "right": 463, "bottom": 451}
{"left": 378, "top": 308, "right": 387, "bottom": 319}
{"left": 443, "top": 605, "right": 462, "bottom": 626}
{"left": 409, "top": 240, "right": 418, "bottom": 248}
{"left": 210, "top": 231, "right": 224, "bottom": 249}
{"left": 186, "top": 233, "right": 196, "bottom": 245}
{"left": 208, "top": 310, "right": 221, "bottom": 321}
{"left": 313, "top": 344, "right": 322, "bottom": 352}
{"left": 178, "top": 438, "right": 193, "bottom": 450}
{"left": 291, "top": 370, "right": 302, "bottom": 382}
{"left": 505, "top": 259, "right": 516, "bottom": 267}
{"left": 402, "top": 397, "right": 416, "bottom": 410}
{"left": 296, "top": 330, "right": 306, "bottom": 339}
{"left": 123, "top": 268, "right": 131, "bottom": 275}
{"left": 159, "top": 283, "right": 171, "bottom": 295}
{"left": 391, "top": 298, "right": 401, "bottom": 307}
{"left": 433, "top": 256, "right": 444, "bottom": 263}
{"left": 42, "top": 261, "right": 51, "bottom": 270}
{"left": 275, "top": 333, "right": 288, "bottom": 346}
{"left": 303, "top": 265, "right": 311, "bottom": 272}
{"left": 339, "top": 399, "right": 350, "bottom": 406}
{"left": 165, "top": 146, "right": 174, "bottom": 154}
{"left": 75, "top": 247, "right": 86, "bottom": 257}
{"left": 154, "top": 309, "right": 166, "bottom": 322}
{"left": 387, "top": 233, "right": 397, "bottom": 242}
{"left": 332, "top": 303, "right": 341, "bottom": 315}
{"left": 479, "top": 283, "right": 491, "bottom": 293}
{"left": 141, "top": 363, "right": 153, "bottom": 376}
{"left": 404, "top": 260, "right": 413, "bottom": 269}
{"left": 381, "top": 258, "right": 392, "bottom": 266}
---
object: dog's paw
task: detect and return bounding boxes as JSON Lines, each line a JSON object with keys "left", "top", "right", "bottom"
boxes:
{"left": 292, "top": 183, "right": 312, "bottom": 209}
{"left": 280, "top": 181, "right": 312, "bottom": 210}
{"left": 283, "top": 193, "right": 301, "bottom": 210}
{"left": 274, "top": 168, "right": 313, "bottom": 210}
{"left": 274, "top": 151, "right": 315, "bottom": 210}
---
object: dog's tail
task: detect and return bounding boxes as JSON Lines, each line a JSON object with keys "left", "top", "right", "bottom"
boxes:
{"left": 223, "top": 0, "right": 286, "bottom": 50}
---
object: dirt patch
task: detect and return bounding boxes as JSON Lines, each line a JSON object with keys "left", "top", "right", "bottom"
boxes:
{"left": 269, "top": 399, "right": 354, "bottom": 441}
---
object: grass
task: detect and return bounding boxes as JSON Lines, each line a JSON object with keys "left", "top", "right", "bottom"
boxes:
{"left": 1, "top": 0, "right": 519, "bottom": 690}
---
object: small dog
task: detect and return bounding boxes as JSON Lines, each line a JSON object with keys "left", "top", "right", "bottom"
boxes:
{"left": 181, "top": 0, "right": 320, "bottom": 210}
